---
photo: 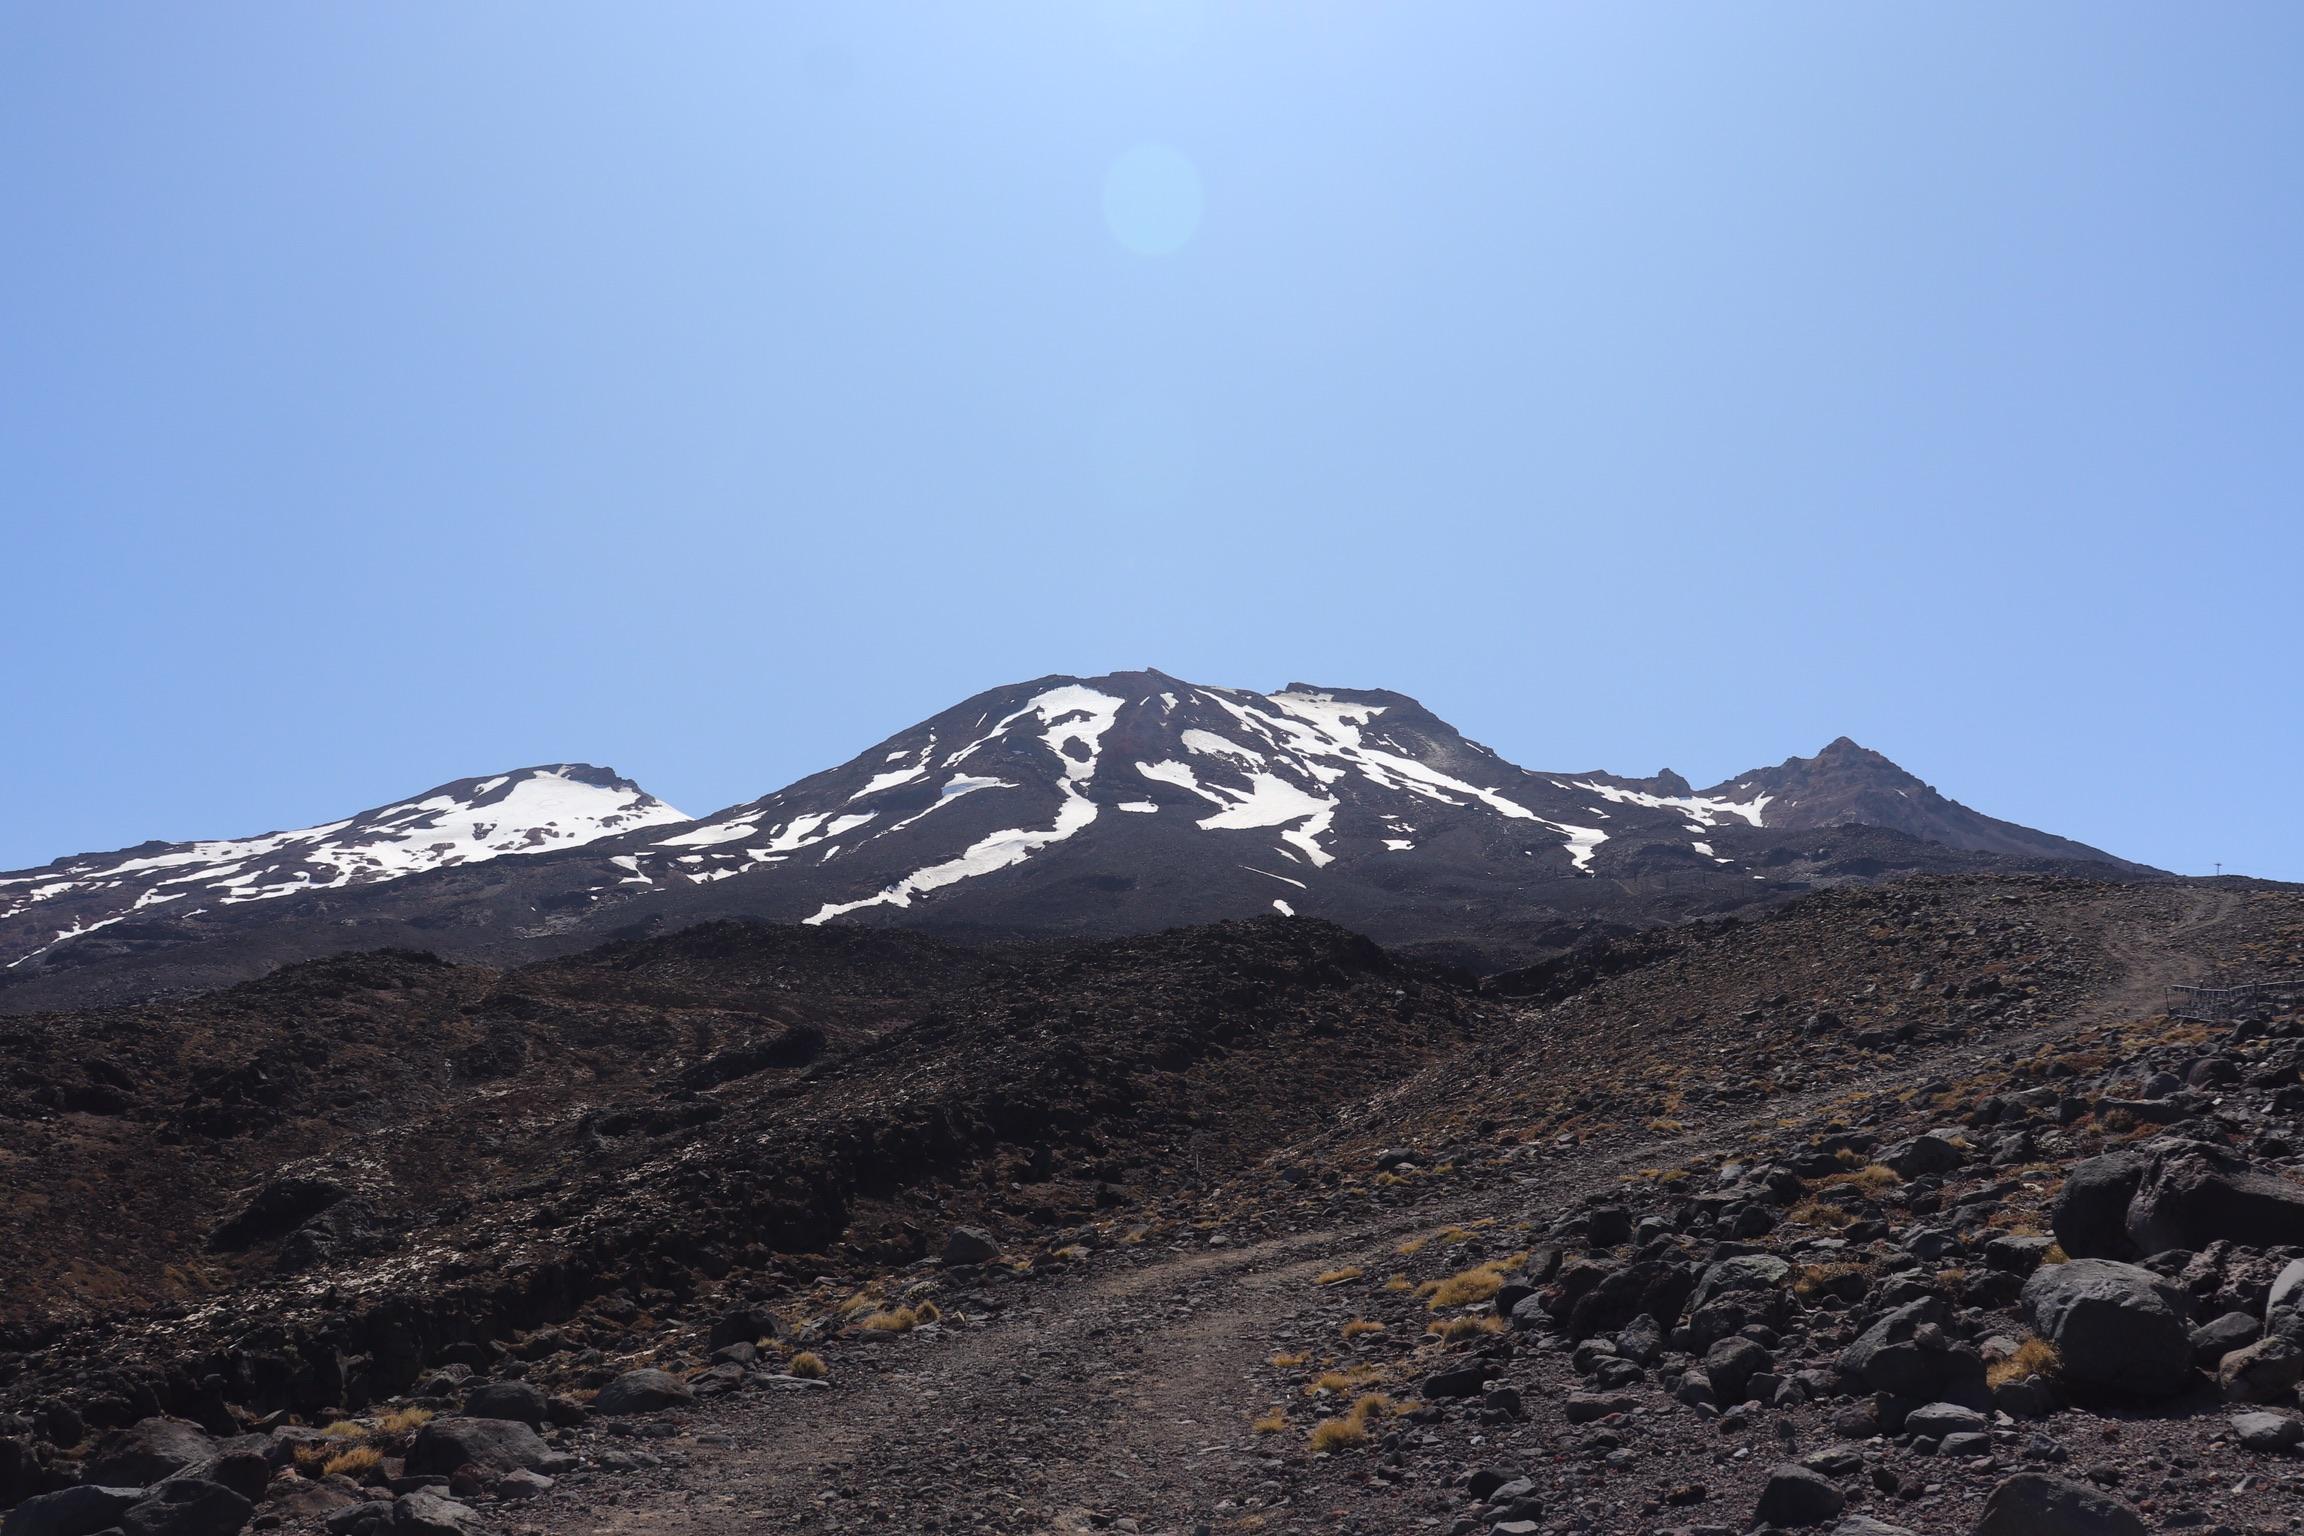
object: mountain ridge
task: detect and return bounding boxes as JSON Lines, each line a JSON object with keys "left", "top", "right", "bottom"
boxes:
{"left": 0, "top": 671, "right": 2153, "bottom": 1006}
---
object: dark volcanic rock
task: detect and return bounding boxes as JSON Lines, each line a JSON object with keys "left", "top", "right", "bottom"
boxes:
{"left": 403, "top": 1417, "right": 550, "bottom": 1477}
{"left": 941, "top": 1227, "right": 1002, "bottom": 1267}
{"left": 2022, "top": 1259, "right": 2193, "bottom": 1398}
{"left": 1973, "top": 1471, "right": 2148, "bottom": 1535}
{"left": 117, "top": 1478, "right": 255, "bottom": 1536}
{"left": 1, "top": 1485, "right": 145, "bottom": 1536}
{"left": 1838, "top": 1298, "right": 1987, "bottom": 1405}
{"left": 1753, "top": 1463, "right": 1845, "bottom": 1527}
{"left": 460, "top": 1382, "right": 547, "bottom": 1428}
{"left": 591, "top": 1369, "right": 695, "bottom": 1416}
{"left": 83, "top": 1417, "right": 216, "bottom": 1487}
{"left": 2125, "top": 1141, "right": 2304, "bottom": 1255}
{"left": 2050, "top": 1150, "right": 2149, "bottom": 1260}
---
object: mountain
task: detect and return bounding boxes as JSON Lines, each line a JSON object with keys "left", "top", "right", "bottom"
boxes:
{"left": 0, "top": 765, "right": 684, "bottom": 975}
{"left": 1718, "top": 735, "right": 2121, "bottom": 861}
{"left": 0, "top": 671, "right": 2146, "bottom": 1007}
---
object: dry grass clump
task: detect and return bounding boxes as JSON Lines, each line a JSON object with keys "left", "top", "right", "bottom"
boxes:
{"left": 786, "top": 1351, "right": 829, "bottom": 1379}
{"left": 1988, "top": 1335, "right": 2061, "bottom": 1388}
{"left": 1268, "top": 1351, "right": 1308, "bottom": 1368}
{"left": 859, "top": 1299, "right": 943, "bottom": 1333}
{"left": 1251, "top": 1406, "right": 1289, "bottom": 1435}
{"left": 373, "top": 1406, "right": 433, "bottom": 1439}
{"left": 1787, "top": 1197, "right": 1856, "bottom": 1229}
{"left": 1792, "top": 1261, "right": 1867, "bottom": 1299}
{"left": 1306, "top": 1365, "right": 1382, "bottom": 1397}
{"left": 1315, "top": 1266, "right": 1365, "bottom": 1286}
{"left": 1425, "top": 1315, "right": 1506, "bottom": 1341}
{"left": 2041, "top": 1243, "right": 2071, "bottom": 1265}
{"left": 1423, "top": 1256, "right": 1520, "bottom": 1310}
{"left": 322, "top": 1445, "right": 383, "bottom": 1479}
{"left": 1395, "top": 1234, "right": 1433, "bottom": 1257}
{"left": 1340, "top": 1319, "right": 1387, "bottom": 1339}
{"left": 321, "top": 1420, "right": 366, "bottom": 1441}
{"left": 1381, "top": 1273, "right": 1413, "bottom": 1293}
{"left": 1818, "top": 1164, "right": 1900, "bottom": 1191}
{"left": 1307, "top": 1392, "right": 1397, "bottom": 1454}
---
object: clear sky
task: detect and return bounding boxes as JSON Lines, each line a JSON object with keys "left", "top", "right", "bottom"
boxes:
{"left": 4, "top": 4, "right": 2300, "bottom": 880}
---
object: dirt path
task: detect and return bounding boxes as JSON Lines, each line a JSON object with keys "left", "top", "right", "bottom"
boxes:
{"left": 571, "top": 1225, "right": 1391, "bottom": 1535}
{"left": 555, "top": 884, "right": 2237, "bottom": 1536}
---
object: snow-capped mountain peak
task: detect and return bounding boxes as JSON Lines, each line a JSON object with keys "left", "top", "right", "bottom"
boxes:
{"left": 0, "top": 764, "right": 683, "bottom": 969}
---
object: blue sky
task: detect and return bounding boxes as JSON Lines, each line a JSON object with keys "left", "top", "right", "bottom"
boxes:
{"left": 4, "top": 3, "right": 2299, "bottom": 879}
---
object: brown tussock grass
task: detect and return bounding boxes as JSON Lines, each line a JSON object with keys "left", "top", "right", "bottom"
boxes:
{"left": 786, "top": 1351, "right": 828, "bottom": 1379}
{"left": 1988, "top": 1335, "right": 2061, "bottom": 1388}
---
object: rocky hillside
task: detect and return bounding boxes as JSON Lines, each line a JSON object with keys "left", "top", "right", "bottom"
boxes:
{"left": 7, "top": 876, "right": 2304, "bottom": 1536}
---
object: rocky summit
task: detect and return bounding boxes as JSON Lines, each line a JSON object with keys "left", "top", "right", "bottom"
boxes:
{"left": 11, "top": 675, "right": 2303, "bottom": 1536}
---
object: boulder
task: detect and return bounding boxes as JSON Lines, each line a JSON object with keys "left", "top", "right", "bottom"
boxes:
{"left": 1904, "top": 1401, "right": 1988, "bottom": 1439}
{"left": 1704, "top": 1338, "right": 1772, "bottom": 1404}
{"left": 0, "top": 1485, "right": 144, "bottom": 1536}
{"left": 1421, "top": 1365, "right": 1491, "bottom": 1399}
{"left": 591, "top": 1369, "right": 694, "bottom": 1416}
{"left": 1838, "top": 1299, "right": 1987, "bottom": 1405}
{"left": 2125, "top": 1141, "right": 2304, "bottom": 1255}
{"left": 1984, "top": 1234, "right": 2055, "bottom": 1275}
{"left": 390, "top": 1491, "right": 489, "bottom": 1536}
{"left": 2191, "top": 1310, "right": 2260, "bottom": 1366}
{"left": 459, "top": 1382, "right": 547, "bottom": 1428}
{"left": 2232, "top": 1410, "right": 2304, "bottom": 1453}
{"left": 1973, "top": 1472, "right": 2147, "bottom": 1536}
{"left": 1584, "top": 1206, "right": 1632, "bottom": 1247}
{"left": 707, "top": 1306, "right": 780, "bottom": 1352}
{"left": 403, "top": 1417, "right": 550, "bottom": 1477}
{"left": 1753, "top": 1464, "right": 1845, "bottom": 1527}
{"left": 1686, "top": 1253, "right": 1790, "bottom": 1315}
{"left": 2050, "top": 1150, "right": 2148, "bottom": 1260}
{"left": 118, "top": 1479, "right": 255, "bottom": 1536}
{"left": 1563, "top": 1259, "right": 1695, "bottom": 1339}
{"left": 84, "top": 1417, "right": 216, "bottom": 1487}
{"left": 2218, "top": 1338, "right": 2304, "bottom": 1403}
{"left": 2266, "top": 1256, "right": 2304, "bottom": 1344}
{"left": 2021, "top": 1259, "right": 2193, "bottom": 1398}
{"left": 941, "top": 1227, "right": 1001, "bottom": 1266}
{"left": 0, "top": 1436, "right": 50, "bottom": 1511}
{"left": 1879, "top": 1131, "right": 1965, "bottom": 1179}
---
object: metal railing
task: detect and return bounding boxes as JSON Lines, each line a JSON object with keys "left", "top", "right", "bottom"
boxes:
{"left": 2168, "top": 977, "right": 2304, "bottom": 1023}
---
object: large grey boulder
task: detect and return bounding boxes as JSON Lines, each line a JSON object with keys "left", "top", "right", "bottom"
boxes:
{"left": 591, "top": 1368, "right": 694, "bottom": 1416}
{"left": 118, "top": 1478, "right": 254, "bottom": 1536}
{"left": 2022, "top": 1259, "right": 2192, "bottom": 1398}
{"left": 2232, "top": 1410, "right": 2304, "bottom": 1452}
{"left": 941, "top": 1227, "right": 1000, "bottom": 1266}
{"left": 1973, "top": 1472, "right": 2147, "bottom": 1535}
{"left": 0, "top": 1485, "right": 144, "bottom": 1536}
{"left": 1753, "top": 1464, "right": 1845, "bottom": 1527}
{"left": 403, "top": 1417, "right": 550, "bottom": 1477}
{"left": 83, "top": 1417, "right": 216, "bottom": 1487}
{"left": 2219, "top": 1337, "right": 2304, "bottom": 1403}
{"left": 1879, "top": 1130, "right": 1965, "bottom": 1179}
{"left": 1686, "top": 1253, "right": 1790, "bottom": 1314}
{"left": 2125, "top": 1141, "right": 2304, "bottom": 1255}
{"left": 459, "top": 1382, "right": 547, "bottom": 1428}
{"left": 391, "top": 1490, "right": 490, "bottom": 1536}
{"left": 2050, "top": 1149, "right": 2148, "bottom": 1259}
{"left": 1838, "top": 1298, "right": 1988, "bottom": 1406}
